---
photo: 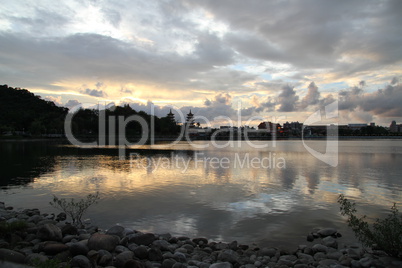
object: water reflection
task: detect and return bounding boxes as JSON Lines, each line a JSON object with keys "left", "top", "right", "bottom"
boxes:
{"left": 1, "top": 140, "right": 402, "bottom": 248}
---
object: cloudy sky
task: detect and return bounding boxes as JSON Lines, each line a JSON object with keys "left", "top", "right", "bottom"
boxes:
{"left": 1, "top": 0, "right": 402, "bottom": 126}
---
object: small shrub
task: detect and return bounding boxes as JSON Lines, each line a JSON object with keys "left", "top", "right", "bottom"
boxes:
{"left": 0, "top": 220, "right": 28, "bottom": 238}
{"left": 50, "top": 192, "right": 100, "bottom": 227}
{"left": 338, "top": 194, "right": 402, "bottom": 257}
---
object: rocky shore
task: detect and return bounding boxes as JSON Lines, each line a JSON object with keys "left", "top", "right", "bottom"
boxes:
{"left": 1, "top": 202, "right": 401, "bottom": 268}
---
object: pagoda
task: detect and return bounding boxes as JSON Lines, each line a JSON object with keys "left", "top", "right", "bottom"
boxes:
{"left": 186, "top": 110, "right": 195, "bottom": 128}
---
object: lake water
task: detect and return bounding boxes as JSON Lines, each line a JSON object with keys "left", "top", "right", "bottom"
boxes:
{"left": 1, "top": 139, "right": 402, "bottom": 249}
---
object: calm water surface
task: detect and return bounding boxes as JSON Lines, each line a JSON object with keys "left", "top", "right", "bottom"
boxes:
{"left": 1, "top": 140, "right": 401, "bottom": 248}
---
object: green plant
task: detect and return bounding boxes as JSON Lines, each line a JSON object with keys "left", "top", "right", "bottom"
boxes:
{"left": 32, "top": 258, "right": 70, "bottom": 268}
{"left": 50, "top": 192, "right": 100, "bottom": 227}
{"left": 0, "top": 220, "right": 28, "bottom": 238}
{"left": 338, "top": 194, "right": 402, "bottom": 257}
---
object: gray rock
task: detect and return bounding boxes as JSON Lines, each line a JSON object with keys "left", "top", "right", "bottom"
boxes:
{"left": 149, "top": 248, "right": 163, "bottom": 261}
{"left": 56, "top": 212, "right": 67, "bottom": 221}
{"left": 106, "top": 225, "right": 126, "bottom": 238}
{"left": 70, "top": 242, "right": 89, "bottom": 256}
{"left": 28, "top": 215, "right": 43, "bottom": 224}
{"left": 313, "top": 252, "right": 327, "bottom": 261}
{"left": 0, "top": 249, "right": 26, "bottom": 264}
{"left": 87, "top": 233, "right": 119, "bottom": 251}
{"left": 192, "top": 238, "right": 208, "bottom": 245}
{"left": 228, "top": 241, "right": 238, "bottom": 250}
{"left": 162, "top": 259, "right": 177, "bottom": 268}
{"left": 359, "top": 257, "right": 373, "bottom": 268}
{"left": 43, "top": 242, "right": 69, "bottom": 255}
{"left": 134, "top": 245, "right": 149, "bottom": 259}
{"left": 280, "top": 255, "right": 298, "bottom": 262}
{"left": 326, "top": 251, "right": 342, "bottom": 260}
{"left": 114, "top": 251, "right": 134, "bottom": 268}
{"left": 307, "top": 234, "right": 314, "bottom": 242}
{"left": 153, "top": 239, "right": 172, "bottom": 251}
{"left": 61, "top": 224, "right": 78, "bottom": 235}
{"left": 129, "top": 233, "right": 156, "bottom": 246}
{"left": 312, "top": 244, "right": 328, "bottom": 253}
{"left": 351, "top": 259, "right": 361, "bottom": 268}
{"left": 115, "top": 245, "right": 130, "bottom": 254}
{"left": 36, "top": 223, "right": 62, "bottom": 241}
{"left": 217, "top": 249, "right": 239, "bottom": 264}
{"left": 318, "top": 228, "right": 337, "bottom": 237}
{"left": 319, "top": 259, "right": 339, "bottom": 266}
{"left": 98, "top": 249, "right": 113, "bottom": 266}
{"left": 71, "top": 255, "right": 91, "bottom": 268}
{"left": 322, "top": 236, "right": 338, "bottom": 249}
{"left": 297, "top": 252, "right": 314, "bottom": 264}
{"left": 173, "top": 252, "right": 187, "bottom": 263}
{"left": 172, "top": 263, "right": 187, "bottom": 268}
{"left": 347, "top": 248, "right": 362, "bottom": 260}
{"left": 214, "top": 243, "right": 228, "bottom": 250}
{"left": 258, "top": 247, "right": 276, "bottom": 257}
{"left": 209, "top": 262, "right": 232, "bottom": 268}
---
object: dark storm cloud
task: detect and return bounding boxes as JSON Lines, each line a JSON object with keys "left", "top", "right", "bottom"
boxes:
{"left": 192, "top": 0, "right": 402, "bottom": 72}
{"left": 81, "top": 88, "right": 106, "bottom": 97}
{"left": 277, "top": 85, "right": 299, "bottom": 112}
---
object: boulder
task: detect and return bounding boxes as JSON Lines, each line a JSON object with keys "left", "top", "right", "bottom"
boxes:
{"left": 71, "top": 255, "right": 91, "bottom": 268}
{"left": 42, "top": 242, "right": 69, "bottom": 255}
{"left": 106, "top": 225, "right": 126, "bottom": 238}
{"left": 36, "top": 223, "right": 62, "bottom": 241}
{"left": 0, "top": 248, "right": 26, "bottom": 264}
{"left": 217, "top": 249, "right": 239, "bottom": 264}
{"left": 114, "top": 251, "right": 134, "bottom": 268}
{"left": 209, "top": 262, "right": 232, "bottom": 268}
{"left": 317, "top": 228, "right": 337, "bottom": 237}
{"left": 128, "top": 233, "right": 156, "bottom": 246}
{"left": 87, "top": 233, "right": 119, "bottom": 251}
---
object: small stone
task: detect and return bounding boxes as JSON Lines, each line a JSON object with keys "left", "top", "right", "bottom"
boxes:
{"left": 172, "top": 263, "right": 187, "bottom": 268}
{"left": 129, "top": 233, "right": 156, "bottom": 246}
{"left": 134, "top": 245, "right": 149, "bottom": 259}
{"left": 359, "top": 257, "right": 373, "bottom": 268}
{"left": 326, "top": 251, "right": 342, "bottom": 260}
{"left": 322, "top": 236, "right": 338, "bottom": 249}
{"left": 319, "top": 259, "right": 339, "bottom": 266}
{"left": 56, "top": 212, "right": 67, "bottom": 221}
{"left": 43, "top": 242, "right": 69, "bottom": 255}
{"left": 61, "top": 224, "right": 78, "bottom": 235}
{"left": 351, "top": 259, "right": 362, "bottom": 268}
{"left": 313, "top": 252, "right": 327, "bottom": 261}
{"left": 312, "top": 244, "right": 328, "bottom": 253}
{"left": 153, "top": 239, "right": 171, "bottom": 251}
{"left": 114, "top": 251, "right": 134, "bottom": 268}
{"left": 107, "top": 225, "right": 126, "bottom": 238}
{"left": 98, "top": 249, "right": 113, "bottom": 266}
{"left": 36, "top": 223, "right": 62, "bottom": 241}
{"left": 0, "top": 248, "right": 26, "bottom": 264}
{"left": 228, "top": 241, "right": 238, "bottom": 250}
{"left": 217, "top": 249, "right": 239, "bottom": 264}
{"left": 317, "top": 228, "right": 337, "bottom": 237}
{"left": 306, "top": 234, "right": 314, "bottom": 242}
{"left": 162, "top": 259, "right": 177, "bottom": 268}
{"left": 173, "top": 252, "right": 187, "bottom": 263}
{"left": 70, "top": 242, "right": 89, "bottom": 256}
{"left": 258, "top": 247, "right": 276, "bottom": 257}
{"left": 71, "top": 255, "right": 91, "bottom": 268}
{"left": 192, "top": 238, "right": 208, "bottom": 245}
{"left": 209, "top": 262, "right": 232, "bottom": 268}
{"left": 149, "top": 248, "right": 163, "bottom": 261}
{"left": 87, "top": 233, "right": 119, "bottom": 251}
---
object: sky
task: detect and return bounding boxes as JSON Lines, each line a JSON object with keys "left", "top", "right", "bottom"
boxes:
{"left": 1, "top": 0, "right": 402, "bottom": 127}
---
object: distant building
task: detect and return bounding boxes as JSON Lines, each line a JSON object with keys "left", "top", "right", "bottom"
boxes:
{"left": 186, "top": 110, "right": 195, "bottom": 128}
{"left": 258, "top": 122, "right": 281, "bottom": 131}
{"left": 167, "top": 109, "right": 175, "bottom": 123}
{"left": 389, "top": 120, "right": 402, "bottom": 133}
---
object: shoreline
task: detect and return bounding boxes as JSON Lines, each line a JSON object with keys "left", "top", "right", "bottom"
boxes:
{"left": 1, "top": 202, "right": 401, "bottom": 268}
